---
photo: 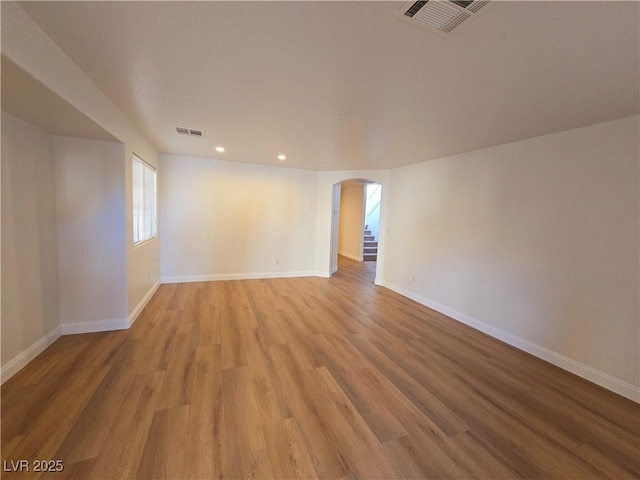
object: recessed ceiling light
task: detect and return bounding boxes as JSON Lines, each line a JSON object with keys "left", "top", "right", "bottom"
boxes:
{"left": 215, "top": 146, "right": 225, "bottom": 153}
{"left": 277, "top": 154, "right": 286, "bottom": 161}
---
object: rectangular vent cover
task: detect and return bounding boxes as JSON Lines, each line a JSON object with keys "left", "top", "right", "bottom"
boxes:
{"left": 396, "top": 0, "right": 490, "bottom": 37}
{"left": 176, "top": 126, "right": 204, "bottom": 137}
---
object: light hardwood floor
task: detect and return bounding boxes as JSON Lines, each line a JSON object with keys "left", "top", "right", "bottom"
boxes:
{"left": 2, "top": 256, "right": 639, "bottom": 479}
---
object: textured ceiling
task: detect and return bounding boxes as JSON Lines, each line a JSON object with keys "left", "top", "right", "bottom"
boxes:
{"left": 17, "top": 1, "right": 640, "bottom": 170}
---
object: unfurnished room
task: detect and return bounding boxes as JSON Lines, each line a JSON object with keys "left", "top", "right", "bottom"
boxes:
{"left": 1, "top": 1, "right": 639, "bottom": 479}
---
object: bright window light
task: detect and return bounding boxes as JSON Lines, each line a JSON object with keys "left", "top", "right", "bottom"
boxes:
{"left": 132, "top": 154, "right": 157, "bottom": 245}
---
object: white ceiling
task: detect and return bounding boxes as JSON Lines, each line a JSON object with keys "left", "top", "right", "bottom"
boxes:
{"left": 17, "top": 1, "right": 640, "bottom": 171}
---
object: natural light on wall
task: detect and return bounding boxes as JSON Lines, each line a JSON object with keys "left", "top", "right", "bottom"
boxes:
{"left": 132, "top": 154, "right": 157, "bottom": 244}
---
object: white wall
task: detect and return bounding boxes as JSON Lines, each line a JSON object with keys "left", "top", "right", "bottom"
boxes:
{"left": 54, "top": 136, "right": 127, "bottom": 327}
{"left": 383, "top": 115, "right": 640, "bottom": 394}
{"left": 338, "top": 183, "right": 365, "bottom": 261}
{"left": 1, "top": 113, "right": 60, "bottom": 367}
{"left": 160, "top": 154, "right": 318, "bottom": 280}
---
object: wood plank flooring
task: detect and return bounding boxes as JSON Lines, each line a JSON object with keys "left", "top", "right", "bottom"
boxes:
{"left": 2, "top": 256, "right": 639, "bottom": 479}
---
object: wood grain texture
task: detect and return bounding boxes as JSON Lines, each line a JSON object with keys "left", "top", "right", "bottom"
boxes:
{"left": 2, "top": 256, "right": 638, "bottom": 479}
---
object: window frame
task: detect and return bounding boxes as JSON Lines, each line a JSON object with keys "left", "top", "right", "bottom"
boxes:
{"left": 132, "top": 153, "right": 157, "bottom": 246}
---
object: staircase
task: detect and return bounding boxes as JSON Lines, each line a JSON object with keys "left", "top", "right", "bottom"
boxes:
{"left": 363, "top": 226, "right": 378, "bottom": 262}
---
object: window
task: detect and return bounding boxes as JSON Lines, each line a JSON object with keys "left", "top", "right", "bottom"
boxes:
{"left": 132, "top": 154, "right": 157, "bottom": 245}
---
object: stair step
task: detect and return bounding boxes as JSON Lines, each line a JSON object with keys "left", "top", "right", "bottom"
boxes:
{"left": 364, "top": 230, "right": 372, "bottom": 235}
{"left": 364, "top": 235, "right": 375, "bottom": 241}
{"left": 363, "top": 247, "right": 378, "bottom": 254}
{"left": 363, "top": 254, "right": 377, "bottom": 261}
{"left": 363, "top": 241, "right": 378, "bottom": 247}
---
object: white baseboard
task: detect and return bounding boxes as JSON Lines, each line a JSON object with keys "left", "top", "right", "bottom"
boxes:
{"left": 128, "top": 281, "right": 160, "bottom": 327}
{"left": 338, "top": 251, "right": 363, "bottom": 262}
{"left": 316, "top": 271, "right": 332, "bottom": 278}
{"left": 62, "top": 281, "right": 162, "bottom": 334}
{"left": 161, "top": 270, "right": 317, "bottom": 284}
{"left": 378, "top": 280, "right": 640, "bottom": 403}
{"left": 1, "top": 326, "right": 62, "bottom": 384}
{"left": 61, "top": 317, "right": 129, "bottom": 335}
{"left": 2, "top": 282, "right": 163, "bottom": 382}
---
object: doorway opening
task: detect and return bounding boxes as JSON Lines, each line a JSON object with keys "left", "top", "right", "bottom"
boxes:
{"left": 329, "top": 179, "right": 382, "bottom": 283}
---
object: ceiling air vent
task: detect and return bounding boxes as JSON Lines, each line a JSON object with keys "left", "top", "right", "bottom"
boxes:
{"left": 396, "top": 0, "right": 491, "bottom": 37}
{"left": 175, "top": 126, "right": 204, "bottom": 137}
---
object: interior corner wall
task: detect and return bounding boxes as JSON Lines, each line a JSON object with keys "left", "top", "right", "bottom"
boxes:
{"left": 383, "top": 115, "right": 640, "bottom": 391}
{"left": 54, "top": 136, "right": 127, "bottom": 327}
{"left": 160, "top": 154, "right": 318, "bottom": 281}
{"left": 338, "top": 183, "right": 365, "bottom": 261}
{"left": 1, "top": 112, "right": 60, "bottom": 366}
